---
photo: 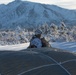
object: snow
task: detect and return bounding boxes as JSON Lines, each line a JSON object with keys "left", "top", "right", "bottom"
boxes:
{"left": 0, "top": 42, "right": 76, "bottom": 53}
{"left": 0, "top": 0, "right": 76, "bottom": 29}
{"left": 0, "top": 42, "right": 30, "bottom": 51}
{"left": 51, "top": 42, "right": 76, "bottom": 53}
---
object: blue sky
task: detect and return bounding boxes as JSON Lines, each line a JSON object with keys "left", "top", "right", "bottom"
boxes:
{"left": 0, "top": 0, "right": 76, "bottom": 9}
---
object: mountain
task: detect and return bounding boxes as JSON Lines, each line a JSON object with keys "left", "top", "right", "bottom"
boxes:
{"left": 0, "top": 0, "right": 76, "bottom": 29}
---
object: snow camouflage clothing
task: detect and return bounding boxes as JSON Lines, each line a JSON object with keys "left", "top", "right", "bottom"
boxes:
{"left": 29, "top": 29, "right": 50, "bottom": 48}
{"left": 29, "top": 35, "right": 50, "bottom": 48}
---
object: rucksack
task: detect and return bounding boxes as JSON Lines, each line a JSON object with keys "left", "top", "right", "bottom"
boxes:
{"left": 41, "top": 37, "right": 50, "bottom": 47}
{"left": 28, "top": 36, "right": 50, "bottom": 48}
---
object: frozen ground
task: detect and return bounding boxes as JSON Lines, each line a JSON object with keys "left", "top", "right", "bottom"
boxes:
{"left": 0, "top": 42, "right": 76, "bottom": 53}
{"left": 0, "top": 42, "right": 30, "bottom": 51}
{"left": 51, "top": 42, "right": 76, "bottom": 53}
{"left": 0, "top": 42, "right": 76, "bottom": 75}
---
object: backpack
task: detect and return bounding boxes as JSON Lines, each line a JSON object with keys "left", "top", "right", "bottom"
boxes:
{"left": 28, "top": 36, "right": 50, "bottom": 48}
{"left": 41, "top": 37, "right": 50, "bottom": 47}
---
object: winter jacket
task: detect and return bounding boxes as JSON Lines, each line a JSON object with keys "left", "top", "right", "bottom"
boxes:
{"left": 29, "top": 35, "right": 50, "bottom": 48}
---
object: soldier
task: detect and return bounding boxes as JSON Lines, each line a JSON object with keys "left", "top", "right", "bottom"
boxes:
{"left": 29, "top": 29, "right": 50, "bottom": 48}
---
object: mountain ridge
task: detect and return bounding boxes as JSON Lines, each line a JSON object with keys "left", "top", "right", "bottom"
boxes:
{"left": 0, "top": 0, "right": 76, "bottom": 29}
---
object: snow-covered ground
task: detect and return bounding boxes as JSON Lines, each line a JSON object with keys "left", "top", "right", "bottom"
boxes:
{"left": 0, "top": 42, "right": 30, "bottom": 51}
{"left": 0, "top": 42, "right": 76, "bottom": 53}
{"left": 51, "top": 42, "right": 76, "bottom": 53}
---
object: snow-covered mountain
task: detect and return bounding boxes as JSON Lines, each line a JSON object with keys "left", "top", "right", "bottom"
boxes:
{"left": 0, "top": 0, "right": 76, "bottom": 29}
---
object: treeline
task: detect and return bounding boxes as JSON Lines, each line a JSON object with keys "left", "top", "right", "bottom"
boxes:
{"left": 0, "top": 22, "right": 76, "bottom": 45}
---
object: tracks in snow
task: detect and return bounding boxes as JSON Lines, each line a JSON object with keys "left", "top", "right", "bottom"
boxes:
{"left": 18, "top": 50, "right": 72, "bottom": 75}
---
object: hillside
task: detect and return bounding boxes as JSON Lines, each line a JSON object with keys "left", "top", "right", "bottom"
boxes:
{"left": 0, "top": 0, "right": 76, "bottom": 29}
